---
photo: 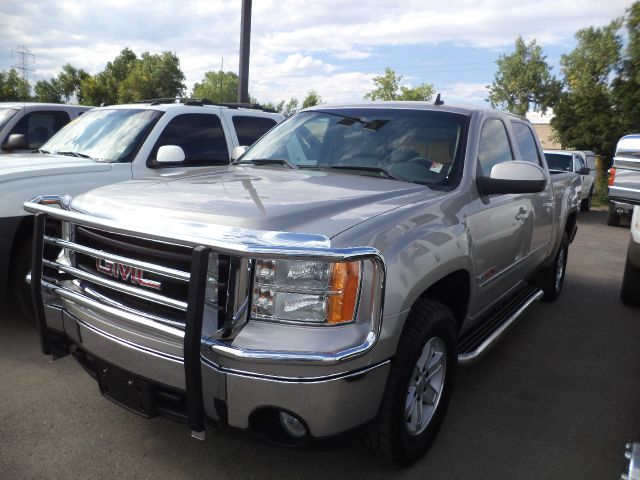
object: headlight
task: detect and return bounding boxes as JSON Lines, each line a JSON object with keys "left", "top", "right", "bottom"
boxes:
{"left": 251, "top": 259, "right": 361, "bottom": 325}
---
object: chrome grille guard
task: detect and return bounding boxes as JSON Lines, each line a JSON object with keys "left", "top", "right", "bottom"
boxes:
{"left": 25, "top": 195, "right": 386, "bottom": 438}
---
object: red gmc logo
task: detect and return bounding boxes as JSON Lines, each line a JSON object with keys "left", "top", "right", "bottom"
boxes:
{"left": 95, "top": 258, "right": 162, "bottom": 291}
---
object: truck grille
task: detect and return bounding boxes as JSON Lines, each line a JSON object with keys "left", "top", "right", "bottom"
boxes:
{"left": 43, "top": 224, "right": 230, "bottom": 330}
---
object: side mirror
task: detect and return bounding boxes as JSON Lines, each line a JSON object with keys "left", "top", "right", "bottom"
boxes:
{"left": 477, "top": 161, "right": 547, "bottom": 195}
{"left": 3, "top": 134, "right": 29, "bottom": 151}
{"left": 231, "top": 145, "right": 248, "bottom": 161}
{"left": 578, "top": 167, "right": 591, "bottom": 175}
{"left": 156, "top": 145, "right": 185, "bottom": 164}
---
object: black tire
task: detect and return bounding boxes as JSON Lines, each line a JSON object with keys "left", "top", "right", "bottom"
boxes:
{"left": 580, "top": 188, "right": 593, "bottom": 212}
{"left": 9, "top": 238, "right": 34, "bottom": 321}
{"left": 607, "top": 204, "right": 621, "bottom": 226}
{"left": 366, "top": 299, "right": 457, "bottom": 467}
{"left": 620, "top": 252, "right": 640, "bottom": 306}
{"left": 535, "top": 231, "right": 569, "bottom": 302}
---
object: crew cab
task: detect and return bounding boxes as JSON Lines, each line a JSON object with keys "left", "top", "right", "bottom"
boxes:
{"left": 1, "top": 99, "right": 283, "bottom": 315}
{"left": 25, "top": 102, "right": 579, "bottom": 466}
{"left": 544, "top": 149, "right": 595, "bottom": 211}
{"left": 0, "top": 102, "right": 91, "bottom": 154}
{"left": 609, "top": 134, "right": 640, "bottom": 306}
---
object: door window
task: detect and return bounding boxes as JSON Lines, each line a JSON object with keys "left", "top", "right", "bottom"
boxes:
{"left": 231, "top": 116, "right": 277, "bottom": 146}
{"left": 149, "top": 113, "right": 229, "bottom": 166}
{"left": 478, "top": 119, "right": 513, "bottom": 176}
{"left": 511, "top": 121, "right": 541, "bottom": 165}
{"left": 9, "top": 110, "right": 71, "bottom": 149}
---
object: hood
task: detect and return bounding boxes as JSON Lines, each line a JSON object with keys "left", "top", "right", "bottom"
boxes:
{"left": 0, "top": 152, "right": 111, "bottom": 183}
{"left": 71, "top": 166, "right": 442, "bottom": 239}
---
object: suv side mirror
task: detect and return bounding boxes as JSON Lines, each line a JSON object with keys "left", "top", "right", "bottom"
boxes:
{"left": 578, "top": 167, "right": 591, "bottom": 175}
{"left": 3, "top": 134, "right": 29, "bottom": 151}
{"left": 231, "top": 145, "right": 248, "bottom": 161}
{"left": 156, "top": 145, "right": 186, "bottom": 164}
{"left": 477, "top": 161, "right": 547, "bottom": 195}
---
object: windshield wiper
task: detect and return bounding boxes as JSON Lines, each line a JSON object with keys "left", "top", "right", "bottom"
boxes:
{"left": 35, "top": 149, "right": 51, "bottom": 154}
{"left": 323, "top": 165, "right": 407, "bottom": 182}
{"left": 55, "top": 151, "right": 91, "bottom": 158}
{"left": 235, "top": 158, "right": 298, "bottom": 169}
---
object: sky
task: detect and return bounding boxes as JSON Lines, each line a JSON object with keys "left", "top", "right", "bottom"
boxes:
{"left": 0, "top": 0, "right": 633, "bottom": 106}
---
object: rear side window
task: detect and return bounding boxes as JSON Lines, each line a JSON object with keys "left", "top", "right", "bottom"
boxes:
{"left": 511, "top": 121, "right": 541, "bottom": 165}
{"left": 232, "top": 116, "right": 277, "bottom": 146}
{"left": 478, "top": 119, "right": 513, "bottom": 175}
{"left": 10, "top": 110, "right": 71, "bottom": 149}
{"left": 149, "top": 113, "right": 229, "bottom": 166}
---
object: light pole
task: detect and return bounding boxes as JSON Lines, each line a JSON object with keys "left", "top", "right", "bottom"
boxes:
{"left": 238, "top": 0, "right": 252, "bottom": 104}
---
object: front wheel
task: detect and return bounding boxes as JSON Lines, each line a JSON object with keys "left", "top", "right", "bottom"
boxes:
{"left": 620, "top": 252, "right": 640, "bottom": 306}
{"left": 580, "top": 188, "right": 593, "bottom": 212}
{"left": 9, "top": 239, "right": 35, "bottom": 320}
{"left": 366, "top": 299, "right": 457, "bottom": 467}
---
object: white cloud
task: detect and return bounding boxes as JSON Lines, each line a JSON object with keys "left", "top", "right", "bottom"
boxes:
{"left": 0, "top": 0, "right": 630, "bottom": 104}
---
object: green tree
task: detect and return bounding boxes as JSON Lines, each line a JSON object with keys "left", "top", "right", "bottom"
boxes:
{"left": 79, "top": 48, "right": 138, "bottom": 105}
{"left": 612, "top": 2, "right": 640, "bottom": 139}
{"left": 551, "top": 21, "right": 623, "bottom": 158}
{"left": 364, "top": 67, "right": 434, "bottom": 101}
{"left": 191, "top": 71, "right": 239, "bottom": 102}
{"left": 281, "top": 97, "right": 299, "bottom": 117}
{"left": 487, "top": 37, "right": 561, "bottom": 116}
{"left": 301, "top": 90, "right": 322, "bottom": 108}
{"left": 0, "top": 69, "right": 31, "bottom": 101}
{"left": 118, "top": 51, "right": 186, "bottom": 103}
{"left": 57, "top": 64, "right": 89, "bottom": 101}
{"left": 261, "top": 99, "right": 285, "bottom": 113}
{"left": 34, "top": 78, "right": 63, "bottom": 103}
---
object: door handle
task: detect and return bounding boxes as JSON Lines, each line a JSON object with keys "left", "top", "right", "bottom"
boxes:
{"left": 515, "top": 207, "right": 528, "bottom": 221}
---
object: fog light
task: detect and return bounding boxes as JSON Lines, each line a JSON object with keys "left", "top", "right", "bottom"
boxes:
{"left": 279, "top": 411, "right": 306, "bottom": 438}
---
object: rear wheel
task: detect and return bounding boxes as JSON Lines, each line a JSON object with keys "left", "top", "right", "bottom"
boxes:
{"left": 607, "top": 204, "right": 621, "bottom": 226}
{"left": 535, "top": 231, "right": 569, "bottom": 302}
{"left": 580, "top": 188, "right": 593, "bottom": 212}
{"left": 620, "top": 252, "right": 640, "bottom": 306}
{"left": 366, "top": 299, "right": 456, "bottom": 467}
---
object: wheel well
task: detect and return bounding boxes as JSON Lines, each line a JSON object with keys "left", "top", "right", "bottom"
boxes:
{"left": 565, "top": 212, "right": 577, "bottom": 237}
{"left": 418, "top": 269, "right": 470, "bottom": 332}
{"left": 11, "top": 216, "right": 34, "bottom": 260}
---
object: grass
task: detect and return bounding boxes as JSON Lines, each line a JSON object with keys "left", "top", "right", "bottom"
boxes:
{"left": 592, "top": 176, "right": 609, "bottom": 208}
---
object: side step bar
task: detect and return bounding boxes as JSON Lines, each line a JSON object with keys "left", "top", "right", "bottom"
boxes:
{"left": 457, "top": 286, "right": 544, "bottom": 366}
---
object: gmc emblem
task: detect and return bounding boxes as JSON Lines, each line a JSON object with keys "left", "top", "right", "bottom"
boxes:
{"left": 95, "top": 258, "right": 162, "bottom": 291}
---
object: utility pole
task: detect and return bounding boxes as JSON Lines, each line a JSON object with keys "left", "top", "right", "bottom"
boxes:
{"left": 10, "top": 46, "right": 35, "bottom": 83}
{"left": 238, "top": 0, "right": 251, "bottom": 104}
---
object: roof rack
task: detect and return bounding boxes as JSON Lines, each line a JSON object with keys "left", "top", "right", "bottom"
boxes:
{"left": 135, "top": 98, "right": 277, "bottom": 112}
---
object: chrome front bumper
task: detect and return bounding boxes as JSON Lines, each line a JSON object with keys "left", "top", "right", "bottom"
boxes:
{"left": 43, "top": 303, "right": 389, "bottom": 437}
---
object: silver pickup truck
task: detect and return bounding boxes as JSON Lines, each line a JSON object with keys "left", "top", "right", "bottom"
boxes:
{"left": 24, "top": 102, "right": 580, "bottom": 466}
{"left": 609, "top": 134, "right": 640, "bottom": 306}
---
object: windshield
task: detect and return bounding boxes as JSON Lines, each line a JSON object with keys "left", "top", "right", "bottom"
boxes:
{"left": 41, "top": 108, "right": 163, "bottom": 162}
{"left": 545, "top": 153, "right": 573, "bottom": 172}
{"left": 240, "top": 108, "right": 468, "bottom": 188}
{"left": 0, "top": 108, "right": 18, "bottom": 131}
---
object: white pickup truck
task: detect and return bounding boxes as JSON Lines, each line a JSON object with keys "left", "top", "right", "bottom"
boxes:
{"left": 0, "top": 99, "right": 283, "bottom": 315}
{"left": 543, "top": 149, "right": 596, "bottom": 211}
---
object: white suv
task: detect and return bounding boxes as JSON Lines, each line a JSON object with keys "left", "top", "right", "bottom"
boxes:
{"left": 0, "top": 99, "right": 284, "bottom": 316}
{"left": 0, "top": 102, "right": 91, "bottom": 154}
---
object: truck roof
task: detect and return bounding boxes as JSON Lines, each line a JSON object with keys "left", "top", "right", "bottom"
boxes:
{"left": 0, "top": 102, "right": 91, "bottom": 110}
{"left": 304, "top": 101, "right": 527, "bottom": 120}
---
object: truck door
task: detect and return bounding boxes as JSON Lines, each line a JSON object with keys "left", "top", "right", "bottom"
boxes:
{"left": 510, "top": 120, "right": 554, "bottom": 267}
{"left": 466, "top": 118, "right": 534, "bottom": 315}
